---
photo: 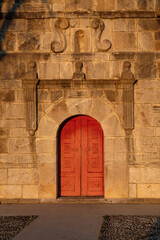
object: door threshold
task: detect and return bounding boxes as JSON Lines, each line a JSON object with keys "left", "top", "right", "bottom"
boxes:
{"left": 57, "top": 197, "right": 105, "bottom": 203}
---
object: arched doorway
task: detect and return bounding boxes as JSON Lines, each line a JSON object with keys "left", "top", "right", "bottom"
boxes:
{"left": 59, "top": 115, "right": 104, "bottom": 197}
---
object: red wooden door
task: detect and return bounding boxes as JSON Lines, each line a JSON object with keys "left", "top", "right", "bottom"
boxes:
{"left": 60, "top": 116, "right": 104, "bottom": 196}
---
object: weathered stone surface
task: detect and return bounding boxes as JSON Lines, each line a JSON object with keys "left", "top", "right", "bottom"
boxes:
{"left": 37, "top": 117, "right": 58, "bottom": 138}
{"left": 138, "top": 32, "right": 154, "bottom": 51}
{"left": 39, "top": 62, "right": 60, "bottom": 79}
{"left": 3, "top": 33, "right": 16, "bottom": 51}
{"left": 47, "top": 100, "right": 71, "bottom": 124}
{"left": 129, "top": 168, "right": 139, "bottom": 183}
{"left": 86, "top": 62, "right": 110, "bottom": 79}
{"left": 113, "top": 19, "right": 135, "bottom": 32}
{"left": 129, "top": 184, "right": 137, "bottom": 198}
{"left": 60, "top": 62, "right": 73, "bottom": 79}
{"left": 138, "top": 20, "right": 160, "bottom": 31}
{"left": 105, "top": 90, "right": 116, "bottom": 102}
{"left": 0, "top": 185, "right": 21, "bottom": 199}
{"left": 91, "top": 99, "right": 112, "bottom": 122}
{"left": 37, "top": 154, "right": 56, "bottom": 164}
{"left": 8, "top": 168, "right": 38, "bottom": 185}
{"left": 0, "top": 139, "right": 8, "bottom": 153}
{"left": 27, "top": 19, "right": 51, "bottom": 32}
{"left": 138, "top": 184, "right": 160, "bottom": 198}
{"left": 135, "top": 62, "right": 156, "bottom": 79}
{"left": 113, "top": 33, "right": 137, "bottom": 51}
{"left": 15, "top": 155, "right": 33, "bottom": 164}
{"left": 102, "top": 115, "right": 124, "bottom": 137}
{"left": 116, "top": 0, "right": 135, "bottom": 10}
{"left": 51, "top": 91, "right": 63, "bottom": 102}
{"left": 36, "top": 139, "right": 56, "bottom": 154}
{"left": 0, "top": 169, "right": 7, "bottom": 184}
{"left": 67, "top": 98, "right": 92, "bottom": 115}
{"left": 9, "top": 139, "right": 32, "bottom": 153}
{"left": 139, "top": 168, "right": 160, "bottom": 183}
{"left": 18, "top": 33, "right": 40, "bottom": 51}
{"left": 23, "top": 185, "right": 38, "bottom": 199}
{"left": 6, "top": 104, "right": 25, "bottom": 119}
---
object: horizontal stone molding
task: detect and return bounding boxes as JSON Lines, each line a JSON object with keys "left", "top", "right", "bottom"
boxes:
{"left": 1, "top": 11, "right": 157, "bottom": 19}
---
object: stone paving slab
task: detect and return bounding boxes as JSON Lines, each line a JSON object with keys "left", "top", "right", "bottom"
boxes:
{"left": 0, "top": 204, "right": 160, "bottom": 240}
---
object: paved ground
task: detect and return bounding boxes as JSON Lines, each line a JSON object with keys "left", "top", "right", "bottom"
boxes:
{"left": 0, "top": 203, "right": 160, "bottom": 240}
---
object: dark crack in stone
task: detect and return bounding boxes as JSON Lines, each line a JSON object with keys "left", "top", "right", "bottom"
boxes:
{"left": 99, "top": 216, "right": 160, "bottom": 240}
{"left": 0, "top": 216, "right": 38, "bottom": 240}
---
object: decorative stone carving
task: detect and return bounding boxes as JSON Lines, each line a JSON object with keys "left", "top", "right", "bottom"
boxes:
{"left": 92, "top": 19, "right": 111, "bottom": 52}
{"left": 120, "top": 61, "right": 137, "bottom": 135}
{"left": 51, "top": 18, "right": 70, "bottom": 53}
{"left": 23, "top": 61, "right": 39, "bottom": 136}
{"left": 73, "top": 61, "right": 86, "bottom": 80}
{"left": 75, "top": 30, "right": 86, "bottom": 53}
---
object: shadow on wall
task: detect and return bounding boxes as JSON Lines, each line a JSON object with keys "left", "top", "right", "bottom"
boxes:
{"left": 0, "top": 0, "right": 53, "bottom": 60}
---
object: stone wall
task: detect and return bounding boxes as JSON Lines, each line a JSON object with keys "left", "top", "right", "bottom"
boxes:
{"left": 0, "top": 0, "right": 160, "bottom": 202}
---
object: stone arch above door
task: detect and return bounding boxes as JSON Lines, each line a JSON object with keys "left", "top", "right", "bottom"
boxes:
{"left": 36, "top": 97, "right": 128, "bottom": 200}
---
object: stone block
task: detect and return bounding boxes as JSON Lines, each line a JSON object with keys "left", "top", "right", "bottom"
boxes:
{"left": 135, "top": 61, "right": 156, "bottom": 79}
{"left": 0, "top": 169, "right": 7, "bottom": 184}
{"left": 6, "top": 104, "right": 25, "bottom": 119}
{"left": 135, "top": 104, "right": 152, "bottom": 126}
{"left": 113, "top": 32, "right": 137, "bottom": 51}
{"left": 106, "top": 0, "right": 116, "bottom": 10}
{"left": 105, "top": 90, "right": 116, "bottom": 102}
{"left": 0, "top": 129, "right": 8, "bottom": 138}
{"left": 3, "top": 33, "right": 16, "bottom": 51}
{"left": 133, "top": 126, "right": 154, "bottom": 137}
{"left": 105, "top": 161, "right": 128, "bottom": 198}
{"left": 113, "top": 19, "right": 135, "bottom": 32}
{"left": 27, "top": 19, "right": 51, "bottom": 32}
{"left": 18, "top": 33, "right": 40, "bottom": 51}
{"left": 37, "top": 154, "right": 56, "bottom": 163}
{"left": 51, "top": 91, "right": 63, "bottom": 102}
{"left": 91, "top": 99, "right": 112, "bottom": 122}
{"left": 10, "top": 128, "right": 28, "bottom": 138}
{"left": 0, "top": 154, "right": 15, "bottom": 163}
{"left": 15, "top": 155, "right": 33, "bottom": 164}
{"left": 138, "top": 20, "right": 160, "bottom": 31}
{"left": 39, "top": 163, "right": 56, "bottom": 185}
{"left": 86, "top": 62, "right": 110, "bottom": 79}
{"left": 116, "top": 0, "right": 135, "bottom": 10}
{"left": 9, "top": 139, "right": 32, "bottom": 153}
{"left": 60, "top": 62, "right": 73, "bottom": 79}
{"left": 39, "top": 183, "right": 56, "bottom": 199}
{"left": 91, "top": 90, "right": 103, "bottom": 97}
{"left": 37, "top": 117, "right": 58, "bottom": 138}
{"left": 8, "top": 19, "right": 26, "bottom": 32}
{"left": 129, "top": 184, "right": 137, "bottom": 198}
{"left": 47, "top": 100, "right": 71, "bottom": 124}
{"left": 39, "top": 62, "right": 60, "bottom": 79}
{"left": 67, "top": 98, "right": 92, "bottom": 115}
{"left": 138, "top": 184, "right": 160, "bottom": 198}
{"left": 23, "top": 185, "right": 38, "bottom": 199}
{"left": 36, "top": 139, "right": 56, "bottom": 154}
{"left": 8, "top": 168, "right": 38, "bottom": 185}
{"left": 0, "top": 90, "right": 15, "bottom": 102}
{"left": 104, "top": 138, "right": 126, "bottom": 153}
{"left": 155, "top": 32, "right": 160, "bottom": 40}
{"left": 42, "top": 32, "right": 52, "bottom": 51}
{"left": 0, "top": 139, "right": 8, "bottom": 153}
{"left": 52, "top": 0, "right": 65, "bottom": 11}
{"left": 138, "top": 32, "right": 154, "bottom": 51}
{"left": 0, "top": 103, "right": 6, "bottom": 119}
{"left": 38, "top": 90, "right": 50, "bottom": 103}
{"left": 129, "top": 168, "right": 139, "bottom": 183}
{"left": 101, "top": 115, "right": 124, "bottom": 137}
{"left": 135, "top": 89, "right": 157, "bottom": 103}
{"left": 65, "top": 0, "right": 93, "bottom": 11}
{"left": 139, "top": 168, "right": 160, "bottom": 183}
{"left": 0, "top": 185, "right": 22, "bottom": 199}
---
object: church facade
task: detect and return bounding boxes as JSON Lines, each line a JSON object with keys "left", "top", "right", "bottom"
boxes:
{"left": 0, "top": 0, "right": 160, "bottom": 202}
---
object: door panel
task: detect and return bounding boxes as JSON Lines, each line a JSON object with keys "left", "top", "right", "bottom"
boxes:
{"left": 60, "top": 116, "right": 104, "bottom": 197}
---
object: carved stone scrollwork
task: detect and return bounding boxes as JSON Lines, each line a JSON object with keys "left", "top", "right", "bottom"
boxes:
{"left": 92, "top": 19, "right": 111, "bottom": 52}
{"left": 51, "top": 18, "right": 70, "bottom": 53}
{"left": 120, "top": 61, "right": 137, "bottom": 135}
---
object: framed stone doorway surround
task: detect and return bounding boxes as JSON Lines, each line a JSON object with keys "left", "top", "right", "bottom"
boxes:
{"left": 22, "top": 61, "right": 137, "bottom": 201}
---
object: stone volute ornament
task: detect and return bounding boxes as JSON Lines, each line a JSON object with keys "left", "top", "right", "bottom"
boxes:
{"left": 51, "top": 18, "right": 70, "bottom": 53}
{"left": 92, "top": 19, "right": 111, "bottom": 52}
